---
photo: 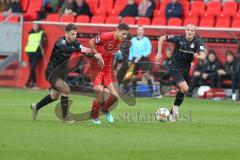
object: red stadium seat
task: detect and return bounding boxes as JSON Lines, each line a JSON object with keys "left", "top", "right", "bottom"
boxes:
{"left": 199, "top": 18, "right": 214, "bottom": 27}
{"left": 215, "top": 19, "right": 230, "bottom": 28}
{"left": 190, "top": 1, "right": 205, "bottom": 15}
{"left": 46, "top": 14, "right": 60, "bottom": 21}
{"left": 233, "top": 13, "right": 240, "bottom": 20}
{"left": 23, "top": 12, "right": 38, "bottom": 21}
{"left": 167, "top": 18, "right": 182, "bottom": 26}
{"left": 153, "top": 10, "right": 164, "bottom": 18}
{"left": 99, "top": 0, "right": 113, "bottom": 12}
{"left": 76, "top": 15, "right": 90, "bottom": 23}
{"left": 20, "top": 0, "right": 29, "bottom": 12}
{"left": 183, "top": 18, "right": 198, "bottom": 26}
{"left": 108, "top": 8, "right": 122, "bottom": 16}
{"left": 23, "top": 0, "right": 42, "bottom": 21}
{"left": 27, "top": 0, "right": 42, "bottom": 12}
{"left": 137, "top": 17, "right": 151, "bottom": 25}
{"left": 206, "top": 1, "right": 221, "bottom": 16}
{"left": 222, "top": 1, "right": 238, "bottom": 16}
{"left": 151, "top": 17, "right": 166, "bottom": 25}
{"left": 94, "top": 8, "right": 106, "bottom": 16}
{"left": 122, "top": 17, "right": 135, "bottom": 24}
{"left": 106, "top": 16, "right": 120, "bottom": 24}
{"left": 60, "top": 15, "right": 75, "bottom": 22}
{"left": 231, "top": 20, "right": 240, "bottom": 28}
{"left": 86, "top": 0, "right": 99, "bottom": 13}
{"left": 181, "top": 1, "right": 190, "bottom": 19}
{"left": 217, "top": 12, "right": 230, "bottom": 20}
{"left": 200, "top": 11, "right": 215, "bottom": 20}
{"left": 179, "top": 0, "right": 190, "bottom": 11}
{"left": 113, "top": 0, "right": 128, "bottom": 10}
{"left": 185, "top": 11, "right": 199, "bottom": 19}
{"left": 91, "top": 16, "right": 105, "bottom": 23}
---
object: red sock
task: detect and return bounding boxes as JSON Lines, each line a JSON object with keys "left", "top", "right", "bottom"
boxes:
{"left": 91, "top": 100, "right": 102, "bottom": 119}
{"left": 102, "top": 95, "right": 117, "bottom": 113}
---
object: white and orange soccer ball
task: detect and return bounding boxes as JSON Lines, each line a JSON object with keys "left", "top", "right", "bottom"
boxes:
{"left": 156, "top": 108, "right": 170, "bottom": 122}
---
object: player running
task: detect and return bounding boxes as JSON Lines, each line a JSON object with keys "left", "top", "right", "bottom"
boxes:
{"left": 155, "top": 24, "right": 206, "bottom": 121}
{"left": 31, "top": 23, "right": 102, "bottom": 123}
{"left": 88, "top": 23, "right": 130, "bottom": 124}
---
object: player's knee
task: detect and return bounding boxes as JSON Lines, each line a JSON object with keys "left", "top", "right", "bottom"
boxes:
{"left": 94, "top": 85, "right": 103, "bottom": 93}
{"left": 51, "top": 93, "right": 60, "bottom": 100}
{"left": 180, "top": 86, "right": 189, "bottom": 94}
{"left": 61, "top": 87, "right": 70, "bottom": 95}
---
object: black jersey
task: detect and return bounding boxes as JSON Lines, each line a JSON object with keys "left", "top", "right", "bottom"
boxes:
{"left": 223, "top": 61, "right": 237, "bottom": 74}
{"left": 194, "top": 60, "right": 206, "bottom": 73}
{"left": 162, "top": 58, "right": 173, "bottom": 68}
{"left": 203, "top": 59, "right": 222, "bottom": 75}
{"left": 46, "top": 37, "right": 82, "bottom": 71}
{"left": 166, "top": 35, "right": 205, "bottom": 72}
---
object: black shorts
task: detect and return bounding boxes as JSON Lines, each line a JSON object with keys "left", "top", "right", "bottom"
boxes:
{"left": 168, "top": 68, "right": 191, "bottom": 86}
{"left": 133, "top": 57, "right": 151, "bottom": 75}
{"left": 45, "top": 68, "right": 67, "bottom": 89}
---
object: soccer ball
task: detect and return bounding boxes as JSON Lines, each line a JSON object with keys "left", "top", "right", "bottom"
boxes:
{"left": 156, "top": 108, "right": 170, "bottom": 122}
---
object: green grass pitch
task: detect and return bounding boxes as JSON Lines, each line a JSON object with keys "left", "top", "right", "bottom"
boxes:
{"left": 0, "top": 88, "right": 240, "bottom": 160}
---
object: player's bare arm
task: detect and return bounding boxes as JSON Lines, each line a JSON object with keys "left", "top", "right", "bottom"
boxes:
{"left": 155, "top": 36, "right": 167, "bottom": 62}
{"left": 89, "top": 38, "right": 104, "bottom": 68}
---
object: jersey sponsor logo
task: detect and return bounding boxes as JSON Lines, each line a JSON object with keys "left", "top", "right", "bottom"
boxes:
{"left": 95, "top": 37, "right": 102, "bottom": 44}
{"left": 167, "top": 35, "right": 174, "bottom": 39}
{"left": 61, "top": 39, "right": 66, "bottom": 45}
{"left": 191, "top": 43, "right": 194, "bottom": 48}
{"left": 103, "top": 41, "right": 119, "bottom": 54}
{"left": 200, "top": 46, "right": 205, "bottom": 50}
{"left": 178, "top": 48, "right": 194, "bottom": 54}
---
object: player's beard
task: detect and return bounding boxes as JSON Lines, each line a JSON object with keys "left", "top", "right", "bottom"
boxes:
{"left": 67, "top": 37, "right": 76, "bottom": 43}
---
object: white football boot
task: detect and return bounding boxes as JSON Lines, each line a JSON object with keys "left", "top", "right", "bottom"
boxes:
{"left": 169, "top": 105, "right": 179, "bottom": 122}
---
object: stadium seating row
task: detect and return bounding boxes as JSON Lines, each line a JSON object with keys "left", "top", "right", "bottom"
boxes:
{"left": 42, "top": 14, "right": 240, "bottom": 28}
{"left": 1, "top": 0, "right": 240, "bottom": 28}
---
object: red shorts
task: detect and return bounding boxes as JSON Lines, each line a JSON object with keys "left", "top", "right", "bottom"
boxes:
{"left": 90, "top": 59, "right": 117, "bottom": 87}
{"left": 91, "top": 69, "right": 117, "bottom": 87}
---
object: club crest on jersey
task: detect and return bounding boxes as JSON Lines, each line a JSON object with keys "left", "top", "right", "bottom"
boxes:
{"left": 191, "top": 43, "right": 194, "bottom": 48}
{"left": 103, "top": 41, "right": 118, "bottom": 54}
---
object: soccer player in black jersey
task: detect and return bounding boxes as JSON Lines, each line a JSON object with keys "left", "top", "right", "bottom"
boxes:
{"left": 31, "top": 23, "right": 103, "bottom": 123}
{"left": 155, "top": 24, "right": 206, "bottom": 121}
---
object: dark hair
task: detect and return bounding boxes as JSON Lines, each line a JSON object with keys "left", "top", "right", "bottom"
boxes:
{"left": 225, "top": 50, "right": 235, "bottom": 57}
{"left": 208, "top": 49, "right": 216, "bottom": 55}
{"left": 65, "top": 23, "right": 77, "bottom": 32}
{"left": 117, "top": 23, "right": 130, "bottom": 31}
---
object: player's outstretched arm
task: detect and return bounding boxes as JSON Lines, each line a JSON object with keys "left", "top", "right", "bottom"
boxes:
{"left": 79, "top": 46, "right": 92, "bottom": 55}
{"left": 194, "top": 51, "right": 206, "bottom": 60}
{"left": 155, "top": 36, "right": 166, "bottom": 63}
{"left": 89, "top": 38, "right": 104, "bottom": 68}
{"left": 58, "top": 41, "right": 82, "bottom": 53}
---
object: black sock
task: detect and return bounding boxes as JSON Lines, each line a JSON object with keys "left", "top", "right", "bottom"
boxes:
{"left": 174, "top": 91, "right": 185, "bottom": 106}
{"left": 147, "top": 79, "right": 153, "bottom": 94}
{"left": 61, "top": 96, "right": 69, "bottom": 118}
{"left": 132, "top": 81, "right": 137, "bottom": 96}
{"left": 36, "top": 95, "right": 54, "bottom": 110}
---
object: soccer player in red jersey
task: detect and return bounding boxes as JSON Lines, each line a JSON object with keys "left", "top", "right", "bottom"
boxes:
{"left": 89, "top": 23, "right": 130, "bottom": 124}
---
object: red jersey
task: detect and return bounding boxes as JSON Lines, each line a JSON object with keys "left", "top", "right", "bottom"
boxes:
{"left": 94, "top": 32, "right": 121, "bottom": 70}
